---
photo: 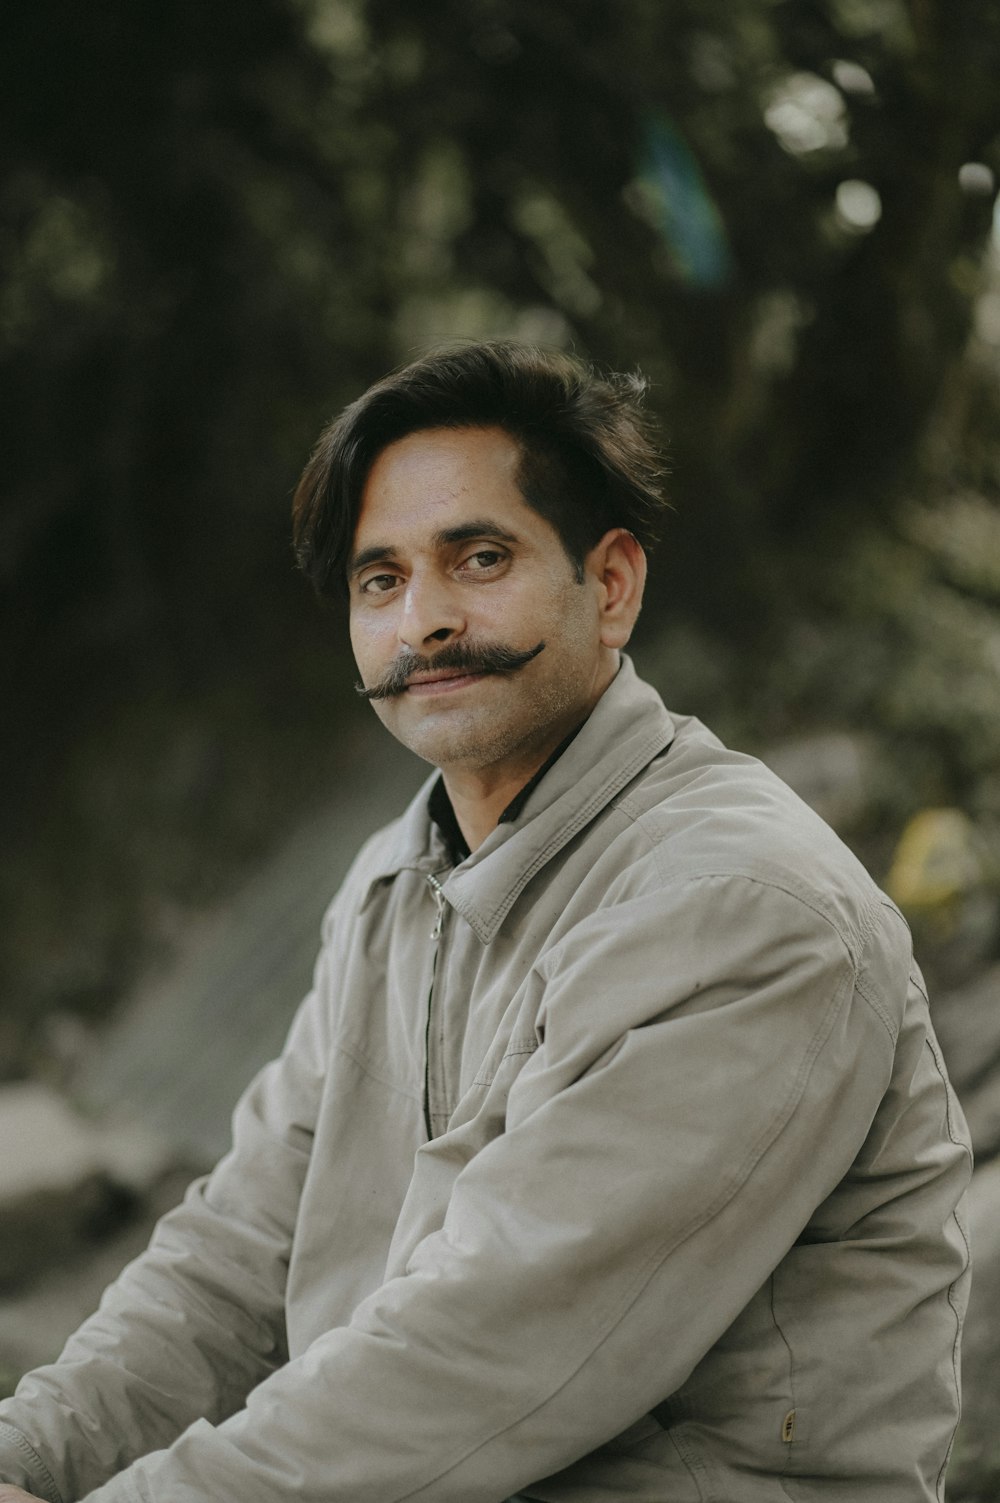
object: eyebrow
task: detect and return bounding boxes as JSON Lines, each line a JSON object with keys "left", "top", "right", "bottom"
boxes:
{"left": 348, "top": 519, "right": 521, "bottom": 578}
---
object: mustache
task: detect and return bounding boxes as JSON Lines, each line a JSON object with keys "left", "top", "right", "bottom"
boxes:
{"left": 355, "top": 640, "right": 546, "bottom": 701}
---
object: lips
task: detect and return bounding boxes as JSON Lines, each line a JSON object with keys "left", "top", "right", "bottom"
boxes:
{"left": 405, "top": 667, "right": 483, "bottom": 688}
{"left": 403, "top": 669, "right": 485, "bottom": 695}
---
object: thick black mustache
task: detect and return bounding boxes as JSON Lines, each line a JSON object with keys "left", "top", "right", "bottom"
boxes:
{"left": 355, "top": 640, "right": 545, "bottom": 701}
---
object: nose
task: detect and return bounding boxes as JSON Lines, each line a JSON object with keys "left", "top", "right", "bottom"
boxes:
{"left": 397, "top": 568, "right": 466, "bottom": 652}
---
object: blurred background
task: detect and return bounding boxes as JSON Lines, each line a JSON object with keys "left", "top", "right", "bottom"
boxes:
{"left": 2, "top": 0, "right": 1000, "bottom": 1494}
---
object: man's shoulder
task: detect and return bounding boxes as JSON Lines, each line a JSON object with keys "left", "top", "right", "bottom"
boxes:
{"left": 612, "top": 710, "right": 889, "bottom": 953}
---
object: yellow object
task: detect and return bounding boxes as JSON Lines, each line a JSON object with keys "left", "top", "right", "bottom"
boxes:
{"left": 884, "top": 808, "right": 983, "bottom": 911}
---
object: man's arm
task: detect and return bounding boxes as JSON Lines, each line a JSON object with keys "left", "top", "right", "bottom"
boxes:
{"left": 65, "top": 878, "right": 936, "bottom": 1503}
{"left": 0, "top": 957, "right": 335, "bottom": 1503}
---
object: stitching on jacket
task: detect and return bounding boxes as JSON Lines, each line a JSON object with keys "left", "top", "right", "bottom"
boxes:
{"left": 646, "top": 861, "right": 862, "bottom": 965}
{"left": 502, "top": 1037, "right": 539, "bottom": 1058}
{"left": 853, "top": 910, "right": 898, "bottom": 1042}
{"left": 853, "top": 900, "right": 912, "bottom": 1041}
{"left": 473, "top": 1037, "right": 539, "bottom": 1087}
{"left": 929, "top": 1034, "right": 975, "bottom": 1164}
{"left": 664, "top": 1424, "right": 710, "bottom": 1500}
{"left": 0, "top": 1423, "right": 64, "bottom": 1503}
{"left": 768, "top": 1273, "right": 798, "bottom": 1490}
{"left": 940, "top": 1220, "right": 971, "bottom": 1502}
{"left": 645, "top": 849, "right": 865, "bottom": 952}
{"left": 330, "top": 1039, "right": 423, "bottom": 1103}
{"left": 924, "top": 1035, "right": 972, "bottom": 1501}
{"left": 643, "top": 865, "right": 904, "bottom": 1054}
{"left": 852, "top": 971, "right": 897, "bottom": 1043}
{"left": 940, "top": 1272, "right": 967, "bottom": 1501}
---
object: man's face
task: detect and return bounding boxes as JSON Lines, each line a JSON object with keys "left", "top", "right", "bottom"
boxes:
{"left": 348, "top": 425, "right": 615, "bottom": 779}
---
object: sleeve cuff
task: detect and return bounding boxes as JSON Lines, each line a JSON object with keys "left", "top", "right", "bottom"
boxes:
{"left": 0, "top": 1420, "right": 64, "bottom": 1503}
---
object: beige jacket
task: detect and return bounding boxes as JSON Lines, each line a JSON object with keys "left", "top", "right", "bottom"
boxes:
{"left": 0, "top": 659, "right": 971, "bottom": 1502}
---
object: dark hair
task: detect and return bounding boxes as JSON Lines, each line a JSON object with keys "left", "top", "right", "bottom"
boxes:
{"left": 292, "top": 340, "right": 668, "bottom": 598}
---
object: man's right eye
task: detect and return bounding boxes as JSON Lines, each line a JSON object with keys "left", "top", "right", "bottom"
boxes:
{"left": 359, "top": 572, "right": 400, "bottom": 595}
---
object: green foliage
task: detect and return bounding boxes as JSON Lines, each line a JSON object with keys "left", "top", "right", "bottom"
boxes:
{"left": 2, "top": 0, "right": 1000, "bottom": 1053}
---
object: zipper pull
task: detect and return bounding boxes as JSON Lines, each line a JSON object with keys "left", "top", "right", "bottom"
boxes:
{"left": 427, "top": 873, "right": 446, "bottom": 940}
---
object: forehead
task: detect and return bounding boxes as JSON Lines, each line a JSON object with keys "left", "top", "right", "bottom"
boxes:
{"left": 353, "top": 425, "right": 537, "bottom": 546}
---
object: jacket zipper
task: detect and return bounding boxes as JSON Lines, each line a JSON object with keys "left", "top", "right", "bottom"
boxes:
{"left": 423, "top": 872, "right": 447, "bottom": 1138}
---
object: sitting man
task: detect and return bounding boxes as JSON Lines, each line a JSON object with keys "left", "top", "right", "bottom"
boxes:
{"left": 0, "top": 342, "right": 971, "bottom": 1502}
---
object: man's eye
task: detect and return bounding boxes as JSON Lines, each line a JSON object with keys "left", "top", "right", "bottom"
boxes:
{"left": 360, "top": 572, "right": 400, "bottom": 595}
{"left": 461, "top": 549, "right": 505, "bottom": 571}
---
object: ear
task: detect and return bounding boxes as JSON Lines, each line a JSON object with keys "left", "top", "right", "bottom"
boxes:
{"left": 586, "top": 528, "right": 647, "bottom": 650}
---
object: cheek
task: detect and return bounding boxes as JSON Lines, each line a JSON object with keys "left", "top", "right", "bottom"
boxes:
{"left": 542, "top": 576, "right": 599, "bottom": 643}
{"left": 349, "top": 611, "right": 392, "bottom": 667}
{"left": 483, "top": 573, "right": 565, "bottom": 635}
{"left": 347, "top": 617, "right": 365, "bottom": 667}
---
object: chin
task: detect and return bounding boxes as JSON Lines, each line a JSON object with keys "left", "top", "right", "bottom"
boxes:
{"left": 389, "top": 711, "right": 520, "bottom": 773}
{"left": 373, "top": 706, "right": 468, "bottom": 767}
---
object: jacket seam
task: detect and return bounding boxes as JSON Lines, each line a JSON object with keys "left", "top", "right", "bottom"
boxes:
{"left": 910, "top": 969, "right": 931, "bottom": 1005}
{"left": 641, "top": 866, "right": 904, "bottom": 1049}
{"left": 647, "top": 849, "right": 871, "bottom": 957}
{"left": 0, "top": 1422, "right": 64, "bottom": 1503}
{"left": 849, "top": 895, "right": 898, "bottom": 1042}
{"left": 329, "top": 1039, "right": 424, "bottom": 1103}
{"left": 473, "top": 1038, "right": 539, "bottom": 1087}
{"left": 852, "top": 971, "right": 897, "bottom": 1043}
{"left": 769, "top": 1272, "right": 798, "bottom": 1486}
{"left": 646, "top": 861, "right": 864, "bottom": 966}
{"left": 924, "top": 1038, "right": 973, "bottom": 1501}
{"left": 665, "top": 1424, "right": 711, "bottom": 1500}
{"left": 939, "top": 1274, "right": 966, "bottom": 1502}
{"left": 927, "top": 1036, "right": 975, "bottom": 1165}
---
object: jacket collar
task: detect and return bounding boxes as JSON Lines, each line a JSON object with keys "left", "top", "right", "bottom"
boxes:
{"left": 363, "top": 656, "right": 675, "bottom": 942}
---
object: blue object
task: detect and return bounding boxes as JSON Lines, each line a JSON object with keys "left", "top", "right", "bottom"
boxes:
{"left": 636, "top": 111, "right": 733, "bottom": 288}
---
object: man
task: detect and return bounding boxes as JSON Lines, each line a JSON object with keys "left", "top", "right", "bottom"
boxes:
{"left": 0, "top": 342, "right": 971, "bottom": 1501}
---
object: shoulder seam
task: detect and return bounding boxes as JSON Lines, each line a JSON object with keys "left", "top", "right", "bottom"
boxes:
{"left": 646, "top": 860, "right": 867, "bottom": 967}
{"left": 639, "top": 864, "right": 905, "bottom": 1044}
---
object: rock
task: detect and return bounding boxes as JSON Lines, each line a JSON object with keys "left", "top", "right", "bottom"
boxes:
{"left": 0, "top": 1082, "right": 173, "bottom": 1288}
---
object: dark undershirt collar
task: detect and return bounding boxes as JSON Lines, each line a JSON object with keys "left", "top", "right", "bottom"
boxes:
{"left": 428, "top": 725, "right": 583, "bottom": 865}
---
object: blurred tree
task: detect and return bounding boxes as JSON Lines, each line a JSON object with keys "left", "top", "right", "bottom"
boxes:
{"left": 359, "top": 0, "right": 1000, "bottom": 616}
{"left": 2, "top": 0, "right": 1000, "bottom": 1060}
{"left": 0, "top": 0, "right": 398, "bottom": 1052}
{"left": 353, "top": 0, "right": 1000, "bottom": 826}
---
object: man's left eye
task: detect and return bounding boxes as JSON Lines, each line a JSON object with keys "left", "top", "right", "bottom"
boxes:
{"left": 463, "top": 550, "right": 504, "bottom": 570}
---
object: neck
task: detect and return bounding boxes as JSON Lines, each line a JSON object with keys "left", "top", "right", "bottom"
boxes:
{"left": 442, "top": 756, "right": 549, "bottom": 853}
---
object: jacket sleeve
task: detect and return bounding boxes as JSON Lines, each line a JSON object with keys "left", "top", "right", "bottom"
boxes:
{"left": 72, "top": 874, "right": 908, "bottom": 1503}
{"left": 0, "top": 940, "right": 338, "bottom": 1503}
